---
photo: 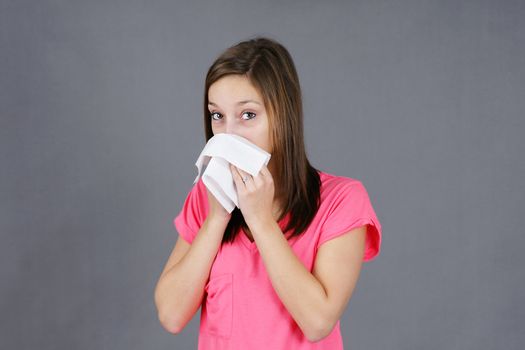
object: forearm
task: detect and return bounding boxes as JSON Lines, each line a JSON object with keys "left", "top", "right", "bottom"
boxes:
{"left": 154, "top": 217, "right": 229, "bottom": 332}
{"left": 250, "top": 220, "right": 332, "bottom": 341}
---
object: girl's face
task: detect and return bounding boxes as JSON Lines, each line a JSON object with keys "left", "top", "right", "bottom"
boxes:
{"left": 208, "top": 75, "right": 272, "bottom": 155}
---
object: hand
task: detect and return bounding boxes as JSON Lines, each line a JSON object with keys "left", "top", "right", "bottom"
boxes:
{"left": 205, "top": 187, "right": 232, "bottom": 223}
{"left": 229, "top": 163, "right": 275, "bottom": 228}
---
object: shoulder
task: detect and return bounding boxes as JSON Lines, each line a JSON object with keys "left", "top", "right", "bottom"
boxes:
{"left": 174, "top": 178, "right": 209, "bottom": 238}
{"left": 315, "top": 170, "right": 382, "bottom": 261}
{"left": 318, "top": 170, "right": 367, "bottom": 200}
{"left": 194, "top": 177, "right": 208, "bottom": 198}
{"left": 186, "top": 177, "right": 208, "bottom": 203}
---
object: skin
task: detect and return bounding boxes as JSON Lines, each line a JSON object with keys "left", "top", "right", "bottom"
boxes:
{"left": 154, "top": 74, "right": 367, "bottom": 342}
{"left": 207, "top": 74, "right": 282, "bottom": 235}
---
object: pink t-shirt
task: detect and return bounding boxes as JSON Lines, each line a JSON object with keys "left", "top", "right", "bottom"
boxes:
{"left": 174, "top": 170, "right": 382, "bottom": 349}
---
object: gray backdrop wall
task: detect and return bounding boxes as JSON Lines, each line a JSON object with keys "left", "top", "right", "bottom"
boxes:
{"left": 2, "top": 0, "right": 524, "bottom": 349}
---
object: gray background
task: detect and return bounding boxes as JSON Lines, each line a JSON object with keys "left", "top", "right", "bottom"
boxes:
{"left": 1, "top": 0, "right": 524, "bottom": 349}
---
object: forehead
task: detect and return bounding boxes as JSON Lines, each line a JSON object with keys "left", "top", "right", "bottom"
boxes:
{"left": 208, "top": 75, "right": 263, "bottom": 103}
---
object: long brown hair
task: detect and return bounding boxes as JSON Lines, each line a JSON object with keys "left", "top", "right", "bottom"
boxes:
{"left": 203, "top": 36, "right": 321, "bottom": 245}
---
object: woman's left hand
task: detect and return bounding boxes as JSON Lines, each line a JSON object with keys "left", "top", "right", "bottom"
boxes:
{"left": 230, "top": 163, "right": 275, "bottom": 228}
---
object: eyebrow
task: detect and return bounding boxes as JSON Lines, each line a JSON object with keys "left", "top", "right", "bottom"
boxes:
{"left": 208, "top": 100, "right": 261, "bottom": 107}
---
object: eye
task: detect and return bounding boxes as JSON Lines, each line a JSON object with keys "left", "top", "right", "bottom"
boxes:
{"left": 241, "top": 111, "right": 256, "bottom": 120}
{"left": 210, "top": 112, "right": 222, "bottom": 121}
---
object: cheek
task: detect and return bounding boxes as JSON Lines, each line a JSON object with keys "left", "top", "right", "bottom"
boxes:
{"left": 253, "top": 136, "right": 272, "bottom": 153}
{"left": 249, "top": 129, "right": 271, "bottom": 152}
{"left": 211, "top": 123, "right": 222, "bottom": 135}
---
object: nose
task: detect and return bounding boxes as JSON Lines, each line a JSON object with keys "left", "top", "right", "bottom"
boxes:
{"left": 224, "top": 117, "right": 238, "bottom": 135}
{"left": 213, "top": 115, "right": 245, "bottom": 138}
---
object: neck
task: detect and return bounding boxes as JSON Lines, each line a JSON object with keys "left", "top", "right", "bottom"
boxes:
{"left": 267, "top": 159, "right": 284, "bottom": 219}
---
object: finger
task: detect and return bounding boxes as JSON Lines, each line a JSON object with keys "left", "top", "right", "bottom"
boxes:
{"left": 259, "top": 165, "right": 271, "bottom": 177}
{"left": 237, "top": 167, "right": 256, "bottom": 190}
{"left": 259, "top": 165, "right": 274, "bottom": 184}
{"left": 230, "top": 164, "right": 243, "bottom": 187}
{"left": 251, "top": 167, "right": 265, "bottom": 185}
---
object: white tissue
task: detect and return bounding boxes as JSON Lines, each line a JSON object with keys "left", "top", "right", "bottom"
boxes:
{"left": 193, "top": 133, "right": 271, "bottom": 213}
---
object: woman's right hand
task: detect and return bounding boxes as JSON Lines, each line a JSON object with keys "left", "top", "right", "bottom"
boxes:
{"left": 206, "top": 188, "right": 232, "bottom": 223}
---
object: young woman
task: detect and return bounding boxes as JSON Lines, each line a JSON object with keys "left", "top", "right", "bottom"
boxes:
{"left": 154, "top": 37, "right": 382, "bottom": 349}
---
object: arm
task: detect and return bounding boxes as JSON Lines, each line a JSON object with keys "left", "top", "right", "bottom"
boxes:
{"left": 229, "top": 163, "right": 368, "bottom": 340}
{"left": 249, "top": 220, "right": 367, "bottom": 342}
{"left": 154, "top": 216, "right": 229, "bottom": 334}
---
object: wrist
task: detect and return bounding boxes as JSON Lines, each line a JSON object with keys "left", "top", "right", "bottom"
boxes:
{"left": 247, "top": 216, "right": 277, "bottom": 235}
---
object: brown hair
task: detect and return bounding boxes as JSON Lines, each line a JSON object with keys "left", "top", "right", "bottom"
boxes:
{"left": 203, "top": 36, "right": 321, "bottom": 245}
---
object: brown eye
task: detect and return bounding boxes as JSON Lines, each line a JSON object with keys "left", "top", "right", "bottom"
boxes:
{"left": 241, "top": 112, "right": 256, "bottom": 120}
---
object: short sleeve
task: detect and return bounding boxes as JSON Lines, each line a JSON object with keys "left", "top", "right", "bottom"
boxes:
{"left": 318, "top": 180, "right": 382, "bottom": 261}
{"left": 173, "top": 179, "right": 208, "bottom": 244}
